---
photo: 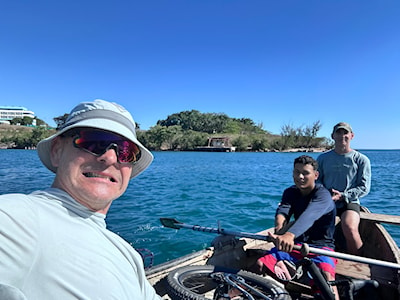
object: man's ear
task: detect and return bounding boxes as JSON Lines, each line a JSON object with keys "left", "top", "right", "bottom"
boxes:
{"left": 50, "top": 137, "right": 64, "bottom": 168}
{"left": 315, "top": 170, "right": 319, "bottom": 181}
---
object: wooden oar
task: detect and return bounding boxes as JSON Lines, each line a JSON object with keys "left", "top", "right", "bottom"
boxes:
{"left": 160, "top": 217, "right": 400, "bottom": 270}
{"left": 360, "top": 211, "right": 400, "bottom": 225}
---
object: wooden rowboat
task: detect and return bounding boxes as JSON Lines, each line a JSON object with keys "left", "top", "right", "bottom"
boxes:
{"left": 146, "top": 207, "right": 400, "bottom": 299}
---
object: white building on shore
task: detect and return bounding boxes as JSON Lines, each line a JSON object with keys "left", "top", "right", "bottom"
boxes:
{"left": 0, "top": 106, "right": 35, "bottom": 125}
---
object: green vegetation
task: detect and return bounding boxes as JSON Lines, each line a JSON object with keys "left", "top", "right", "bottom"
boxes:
{"left": 138, "top": 110, "right": 332, "bottom": 151}
{"left": 0, "top": 110, "right": 333, "bottom": 151}
{"left": 0, "top": 116, "right": 54, "bottom": 149}
{"left": 9, "top": 116, "right": 46, "bottom": 127}
{"left": 0, "top": 125, "right": 54, "bottom": 149}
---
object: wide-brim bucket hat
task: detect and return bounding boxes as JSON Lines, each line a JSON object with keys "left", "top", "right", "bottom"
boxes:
{"left": 37, "top": 99, "right": 153, "bottom": 179}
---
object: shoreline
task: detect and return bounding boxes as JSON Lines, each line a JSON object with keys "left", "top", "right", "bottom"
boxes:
{"left": 279, "top": 147, "right": 328, "bottom": 153}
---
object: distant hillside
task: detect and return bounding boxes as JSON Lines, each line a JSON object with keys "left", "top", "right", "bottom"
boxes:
{"left": 0, "top": 124, "right": 54, "bottom": 149}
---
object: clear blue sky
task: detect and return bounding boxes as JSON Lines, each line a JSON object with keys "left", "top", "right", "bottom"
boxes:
{"left": 1, "top": 1, "right": 399, "bottom": 149}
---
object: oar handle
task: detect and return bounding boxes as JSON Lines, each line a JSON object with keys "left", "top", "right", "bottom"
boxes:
{"left": 294, "top": 243, "right": 400, "bottom": 269}
{"left": 160, "top": 218, "right": 400, "bottom": 269}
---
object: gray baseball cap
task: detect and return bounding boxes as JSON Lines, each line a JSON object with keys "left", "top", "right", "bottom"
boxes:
{"left": 37, "top": 99, "right": 153, "bottom": 179}
{"left": 332, "top": 122, "right": 353, "bottom": 134}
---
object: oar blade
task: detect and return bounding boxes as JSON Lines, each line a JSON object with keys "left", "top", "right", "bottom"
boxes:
{"left": 160, "top": 218, "right": 182, "bottom": 230}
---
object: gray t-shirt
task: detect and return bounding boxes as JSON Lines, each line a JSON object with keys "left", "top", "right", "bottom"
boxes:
{"left": 0, "top": 188, "right": 161, "bottom": 300}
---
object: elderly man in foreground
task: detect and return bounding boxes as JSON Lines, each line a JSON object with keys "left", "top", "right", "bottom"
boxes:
{"left": 0, "top": 99, "right": 161, "bottom": 299}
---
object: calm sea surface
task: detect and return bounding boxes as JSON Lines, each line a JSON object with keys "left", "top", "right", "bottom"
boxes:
{"left": 0, "top": 149, "right": 399, "bottom": 266}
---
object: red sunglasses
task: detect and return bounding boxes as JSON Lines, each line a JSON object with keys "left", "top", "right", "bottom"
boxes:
{"left": 70, "top": 129, "right": 141, "bottom": 164}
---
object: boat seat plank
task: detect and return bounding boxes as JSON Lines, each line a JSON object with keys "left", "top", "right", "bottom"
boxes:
{"left": 360, "top": 212, "right": 400, "bottom": 225}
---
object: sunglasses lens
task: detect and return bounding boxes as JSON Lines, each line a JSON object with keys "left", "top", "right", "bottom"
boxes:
{"left": 74, "top": 130, "right": 141, "bottom": 163}
{"left": 117, "top": 140, "right": 139, "bottom": 163}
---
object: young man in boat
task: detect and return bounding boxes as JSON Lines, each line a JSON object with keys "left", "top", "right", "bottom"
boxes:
{"left": 252, "top": 155, "right": 339, "bottom": 300}
{"left": 0, "top": 100, "right": 161, "bottom": 299}
{"left": 317, "top": 122, "right": 371, "bottom": 255}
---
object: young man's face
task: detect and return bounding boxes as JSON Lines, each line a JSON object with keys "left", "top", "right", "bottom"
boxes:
{"left": 292, "top": 163, "right": 318, "bottom": 192}
{"left": 332, "top": 128, "right": 354, "bottom": 147}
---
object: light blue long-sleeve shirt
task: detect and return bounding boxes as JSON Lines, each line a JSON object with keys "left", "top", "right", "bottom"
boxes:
{"left": 0, "top": 188, "right": 161, "bottom": 300}
{"left": 317, "top": 150, "right": 371, "bottom": 205}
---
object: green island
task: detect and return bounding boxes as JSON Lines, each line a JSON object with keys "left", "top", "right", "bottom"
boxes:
{"left": 0, "top": 110, "right": 332, "bottom": 152}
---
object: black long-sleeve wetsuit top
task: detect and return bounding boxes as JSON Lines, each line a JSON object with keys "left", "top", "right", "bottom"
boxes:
{"left": 276, "top": 183, "right": 336, "bottom": 249}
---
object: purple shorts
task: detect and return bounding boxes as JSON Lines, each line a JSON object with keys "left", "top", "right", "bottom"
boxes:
{"left": 258, "top": 245, "right": 338, "bottom": 278}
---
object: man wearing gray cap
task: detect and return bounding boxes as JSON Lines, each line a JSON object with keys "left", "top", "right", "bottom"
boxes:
{"left": 0, "top": 99, "right": 161, "bottom": 299}
{"left": 317, "top": 122, "right": 371, "bottom": 255}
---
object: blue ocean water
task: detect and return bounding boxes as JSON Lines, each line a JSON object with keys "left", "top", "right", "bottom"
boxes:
{"left": 0, "top": 149, "right": 399, "bottom": 266}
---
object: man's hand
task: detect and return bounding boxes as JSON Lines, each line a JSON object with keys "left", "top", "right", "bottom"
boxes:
{"left": 268, "top": 231, "right": 295, "bottom": 252}
{"left": 330, "top": 189, "right": 343, "bottom": 202}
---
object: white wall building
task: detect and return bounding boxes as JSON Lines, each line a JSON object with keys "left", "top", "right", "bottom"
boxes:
{"left": 0, "top": 106, "right": 35, "bottom": 125}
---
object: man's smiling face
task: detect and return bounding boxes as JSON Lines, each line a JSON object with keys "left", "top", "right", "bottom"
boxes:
{"left": 50, "top": 134, "right": 133, "bottom": 214}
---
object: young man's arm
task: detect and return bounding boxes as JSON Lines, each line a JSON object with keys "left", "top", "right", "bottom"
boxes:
{"left": 274, "top": 213, "right": 287, "bottom": 233}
